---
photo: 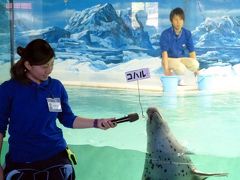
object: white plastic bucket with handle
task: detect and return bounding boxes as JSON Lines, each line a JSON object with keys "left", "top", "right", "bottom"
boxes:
{"left": 160, "top": 76, "right": 179, "bottom": 93}
{"left": 198, "top": 75, "right": 214, "bottom": 90}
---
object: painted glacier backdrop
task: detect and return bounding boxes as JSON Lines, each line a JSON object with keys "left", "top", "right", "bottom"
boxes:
{"left": 1, "top": 0, "right": 240, "bottom": 87}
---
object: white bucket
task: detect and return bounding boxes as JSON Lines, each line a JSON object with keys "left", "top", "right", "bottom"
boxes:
{"left": 160, "top": 76, "right": 179, "bottom": 93}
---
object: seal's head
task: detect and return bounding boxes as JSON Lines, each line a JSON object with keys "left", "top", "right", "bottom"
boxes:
{"left": 146, "top": 107, "right": 186, "bottom": 154}
{"left": 146, "top": 107, "right": 170, "bottom": 136}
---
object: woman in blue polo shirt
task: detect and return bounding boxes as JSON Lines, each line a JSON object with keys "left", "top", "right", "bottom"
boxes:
{"left": 160, "top": 7, "right": 199, "bottom": 84}
{"left": 0, "top": 39, "right": 117, "bottom": 179}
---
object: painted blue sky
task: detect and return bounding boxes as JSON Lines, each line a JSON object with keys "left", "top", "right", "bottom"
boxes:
{"left": 8, "top": 0, "right": 240, "bottom": 31}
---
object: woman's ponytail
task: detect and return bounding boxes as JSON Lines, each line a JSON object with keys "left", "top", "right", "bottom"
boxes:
{"left": 10, "top": 39, "right": 54, "bottom": 84}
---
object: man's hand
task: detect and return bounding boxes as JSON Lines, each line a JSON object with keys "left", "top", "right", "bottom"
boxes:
{"left": 194, "top": 71, "right": 199, "bottom": 77}
{"left": 164, "top": 69, "right": 172, "bottom": 76}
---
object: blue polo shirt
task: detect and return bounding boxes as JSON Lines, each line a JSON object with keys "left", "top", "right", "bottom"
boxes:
{"left": 160, "top": 27, "right": 194, "bottom": 58}
{"left": 0, "top": 77, "right": 77, "bottom": 163}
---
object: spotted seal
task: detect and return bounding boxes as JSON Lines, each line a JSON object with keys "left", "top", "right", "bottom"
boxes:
{"left": 142, "top": 107, "right": 228, "bottom": 180}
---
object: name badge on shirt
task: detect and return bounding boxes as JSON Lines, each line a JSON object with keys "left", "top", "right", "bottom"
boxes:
{"left": 47, "top": 98, "right": 62, "bottom": 112}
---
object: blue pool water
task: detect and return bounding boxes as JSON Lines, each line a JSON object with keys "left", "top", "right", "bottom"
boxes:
{"left": 1, "top": 86, "right": 239, "bottom": 179}
{"left": 59, "top": 86, "right": 239, "bottom": 179}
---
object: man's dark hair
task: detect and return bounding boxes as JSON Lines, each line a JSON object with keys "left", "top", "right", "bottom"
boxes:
{"left": 170, "top": 7, "right": 185, "bottom": 22}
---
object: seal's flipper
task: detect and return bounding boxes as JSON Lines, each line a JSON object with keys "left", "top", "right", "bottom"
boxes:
{"left": 193, "top": 169, "right": 228, "bottom": 179}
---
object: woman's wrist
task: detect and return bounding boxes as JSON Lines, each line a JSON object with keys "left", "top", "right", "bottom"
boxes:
{"left": 93, "top": 119, "right": 98, "bottom": 128}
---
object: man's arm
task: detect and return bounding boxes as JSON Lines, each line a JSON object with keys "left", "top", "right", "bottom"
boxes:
{"left": 162, "top": 51, "right": 172, "bottom": 76}
{"left": 189, "top": 51, "right": 196, "bottom": 59}
{"left": 160, "top": 30, "right": 172, "bottom": 76}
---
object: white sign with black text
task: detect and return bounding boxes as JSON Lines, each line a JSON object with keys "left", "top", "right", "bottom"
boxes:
{"left": 125, "top": 68, "right": 150, "bottom": 82}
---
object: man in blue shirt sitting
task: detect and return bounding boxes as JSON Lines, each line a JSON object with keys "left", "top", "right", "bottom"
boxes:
{"left": 160, "top": 7, "right": 199, "bottom": 85}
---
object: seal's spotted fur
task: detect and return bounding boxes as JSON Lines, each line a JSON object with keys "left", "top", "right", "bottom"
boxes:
{"left": 142, "top": 107, "right": 227, "bottom": 180}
